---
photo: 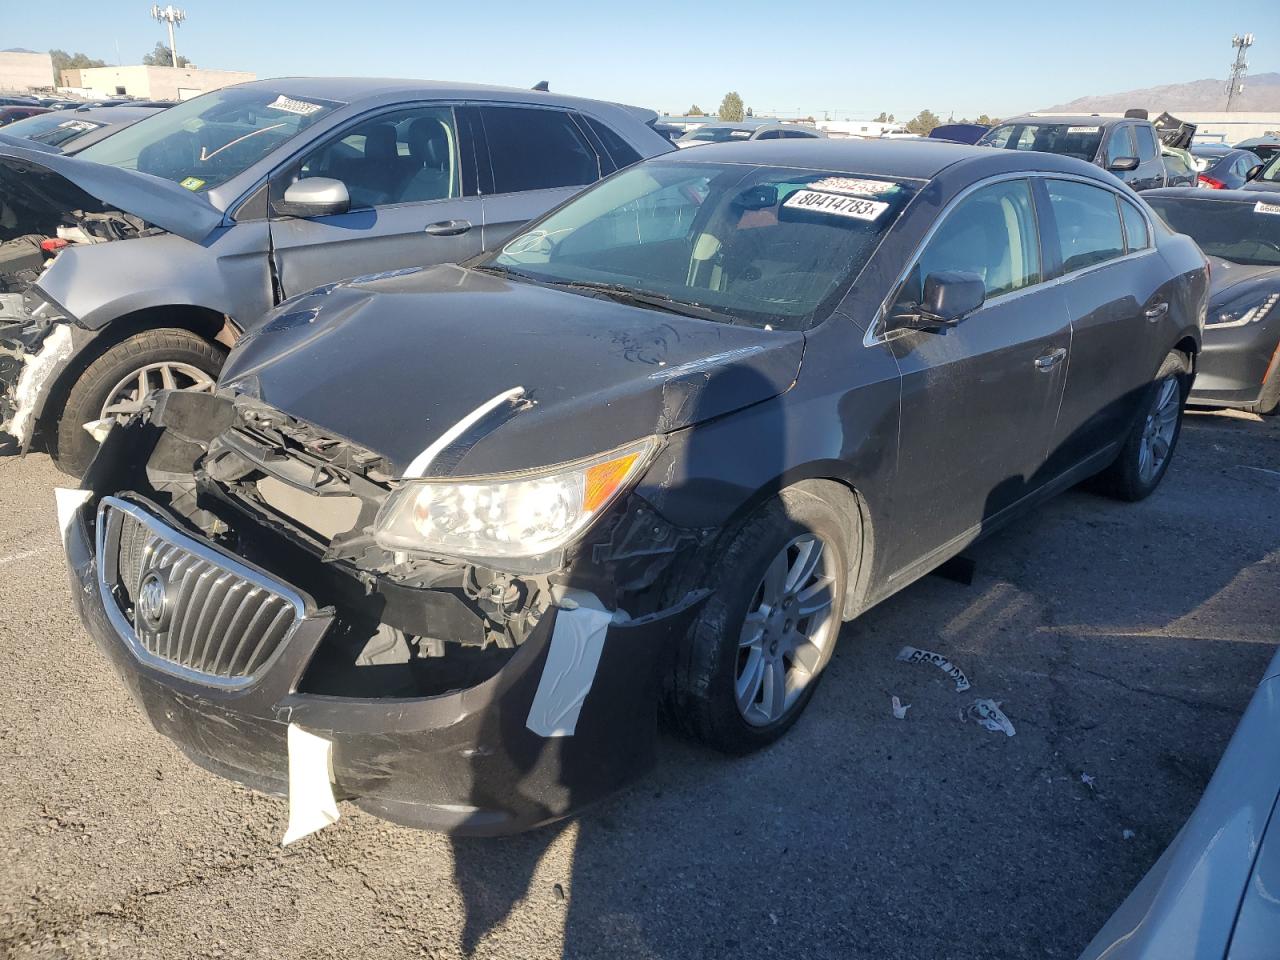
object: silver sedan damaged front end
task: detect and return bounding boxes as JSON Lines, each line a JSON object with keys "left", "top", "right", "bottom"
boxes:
{"left": 64, "top": 388, "right": 709, "bottom": 839}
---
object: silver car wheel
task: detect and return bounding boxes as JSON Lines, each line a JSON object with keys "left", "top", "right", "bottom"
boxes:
{"left": 1137, "top": 376, "right": 1180, "bottom": 484}
{"left": 735, "top": 533, "right": 838, "bottom": 727}
{"left": 99, "top": 362, "right": 216, "bottom": 421}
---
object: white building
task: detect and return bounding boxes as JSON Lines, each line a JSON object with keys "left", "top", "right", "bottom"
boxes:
{"left": 61, "top": 64, "right": 255, "bottom": 101}
{"left": 816, "top": 119, "right": 912, "bottom": 139}
{"left": 0, "top": 50, "right": 54, "bottom": 92}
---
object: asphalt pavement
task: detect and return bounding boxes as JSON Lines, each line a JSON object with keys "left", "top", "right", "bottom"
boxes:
{"left": 1, "top": 408, "right": 1277, "bottom": 959}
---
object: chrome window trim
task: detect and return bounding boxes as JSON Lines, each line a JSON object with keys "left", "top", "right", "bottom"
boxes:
{"left": 865, "top": 170, "right": 1158, "bottom": 348}
{"left": 95, "top": 496, "right": 308, "bottom": 689}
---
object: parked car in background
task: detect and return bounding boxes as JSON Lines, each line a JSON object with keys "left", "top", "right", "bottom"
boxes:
{"left": 927, "top": 122, "right": 988, "bottom": 144}
{"left": 64, "top": 139, "right": 1206, "bottom": 838}
{"left": 675, "top": 121, "right": 824, "bottom": 147}
{"left": 978, "top": 114, "right": 1168, "bottom": 190}
{"left": 1236, "top": 135, "right": 1280, "bottom": 163}
{"left": 1190, "top": 144, "right": 1265, "bottom": 190}
{"left": 1242, "top": 152, "right": 1280, "bottom": 194}
{"left": 0, "top": 105, "right": 50, "bottom": 127}
{"left": 1145, "top": 188, "right": 1280, "bottom": 414}
{"left": 1079, "top": 644, "right": 1280, "bottom": 960}
{"left": 0, "top": 78, "right": 672, "bottom": 473}
{"left": 0, "top": 105, "right": 169, "bottom": 155}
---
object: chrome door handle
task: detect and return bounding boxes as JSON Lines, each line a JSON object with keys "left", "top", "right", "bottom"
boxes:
{"left": 424, "top": 219, "right": 472, "bottom": 237}
{"left": 1144, "top": 302, "right": 1169, "bottom": 321}
{"left": 1035, "top": 348, "right": 1067, "bottom": 371}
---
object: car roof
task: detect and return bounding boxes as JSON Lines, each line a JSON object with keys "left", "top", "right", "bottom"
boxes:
{"left": 228, "top": 76, "right": 652, "bottom": 118}
{"left": 657, "top": 137, "right": 1107, "bottom": 182}
{"left": 996, "top": 114, "right": 1128, "bottom": 127}
{"left": 1143, "top": 187, "right": 1271, "bottom": 204}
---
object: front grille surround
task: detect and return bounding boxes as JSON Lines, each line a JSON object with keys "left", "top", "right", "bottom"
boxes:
{"left": 95, "top": 496, "right": 308, "bottom": 688}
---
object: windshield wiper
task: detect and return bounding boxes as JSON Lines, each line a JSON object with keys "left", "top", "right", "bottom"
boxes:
{"left": 551, "top": 280, "right": 730, "bottom": 321}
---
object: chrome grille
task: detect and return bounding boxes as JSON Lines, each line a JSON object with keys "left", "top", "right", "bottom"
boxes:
{"left": 96, "top": 497, "right": 305, "bottom": 686}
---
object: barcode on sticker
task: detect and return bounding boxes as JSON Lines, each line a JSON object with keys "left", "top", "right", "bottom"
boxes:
{"left": 1256, "top": 201, "right": 1280, "bottom": 216}
{"left": 808, "top": 177, "right": 898, "bottom": 196}
{"left": 267, "top": 95, "right": 324, "bottom": 116}
{"left": 783, "top": 190, "right": 889, "bottom": 221}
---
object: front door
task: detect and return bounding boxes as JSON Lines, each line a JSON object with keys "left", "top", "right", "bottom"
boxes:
{"left": 882, "top": 178, "right": 1072, "bottom": 576}
{"left": 268, "top": 104, "right": 484, "bottom": 299}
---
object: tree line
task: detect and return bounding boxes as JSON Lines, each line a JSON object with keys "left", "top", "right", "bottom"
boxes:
{"left": 679, "top": 98, "right": 1000, "bottom": 134}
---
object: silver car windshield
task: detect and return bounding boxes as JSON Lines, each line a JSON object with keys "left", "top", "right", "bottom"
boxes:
{"left": 76, "top": 88, "right": 343, "bottom": 192}
{"left": 487, "top": 161, "right": 918, "bottom": 330}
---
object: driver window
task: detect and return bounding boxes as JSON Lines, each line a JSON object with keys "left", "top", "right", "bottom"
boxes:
{"left": 894, "top": 179, "right": 1041, "bottom": 313}
{"left": 284, "top": 105, "right": 460, "bottom": 211}
{"left": 1105, "top": 125, "right": 1137, "bottom": 165}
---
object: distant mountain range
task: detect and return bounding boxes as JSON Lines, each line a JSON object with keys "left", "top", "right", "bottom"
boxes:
{"left": 1042, "top": 72, "right": 1280, "bottom": 113}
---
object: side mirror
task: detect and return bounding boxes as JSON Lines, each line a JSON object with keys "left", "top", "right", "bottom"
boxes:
{"left": 889, "top": 271, "right": 986, "bottom": 332}
{"left": 1108, "top": 156, "right": 1140, "bottom": 172}
{"left": 1245, "top": 163, "right": 1263, "bottom": 182}
{"left": 274, "top": 177, "right": 350, "bottom": 218}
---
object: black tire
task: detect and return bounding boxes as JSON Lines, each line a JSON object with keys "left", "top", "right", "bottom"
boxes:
{"left": 53, "top": 328, "right": 226, "bottom": 477}
{"left": 666, "top": 483, "right": 855, "bottom": 754}
{"left": 1091, "top": 351, "right": 1190, "bottom": 502}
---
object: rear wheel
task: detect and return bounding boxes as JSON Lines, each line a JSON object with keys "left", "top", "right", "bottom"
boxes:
{"left": 53, "top": 328, "right": 224, "bottom": 476}
{"left": 1092, "top": 351, "right": 1190, "bottom": 501}
{"left": 667, "top": 484, "right": 853, "bottom": 754}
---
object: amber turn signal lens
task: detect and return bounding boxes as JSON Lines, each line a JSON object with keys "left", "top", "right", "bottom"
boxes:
{"left": 583, "top": 452, "right": 641, "bottom": 512}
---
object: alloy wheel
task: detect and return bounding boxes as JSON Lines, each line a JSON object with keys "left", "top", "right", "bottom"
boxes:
{"left": 735, "top": 533, "right": 838, "bottom": 727}
{"left": 1137, "top": 376, "right": 1180, "bottom": 484}
{"left": 99, "top": 361, "right": 216, "bottom": 421}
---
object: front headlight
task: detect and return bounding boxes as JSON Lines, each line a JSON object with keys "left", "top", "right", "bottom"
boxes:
{"left": 374, "top": 438, "right": 659, "bottom": 562}
{"left": 1208, "top": 291, "right": 1280, "bottom": 328}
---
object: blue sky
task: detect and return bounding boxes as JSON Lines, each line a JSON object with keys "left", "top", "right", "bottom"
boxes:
{"left": 11, "top": 0, "right": 1277, "bottom": 118}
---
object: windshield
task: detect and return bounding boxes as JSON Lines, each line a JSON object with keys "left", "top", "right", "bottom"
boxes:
{"left": 76, "top": 88, "right": 343, "bottom": 192}
{"left": 979, "top": 122, "right": 1104, "bottom": 162}
{"left": 1146, "top": 196, "right": 1280, "bottom": 267}
{"left": 683, "top": 127, "right": 752, "bottom": 143}
{"left": 486, "top": 161, "right": 919, "bottom": 330}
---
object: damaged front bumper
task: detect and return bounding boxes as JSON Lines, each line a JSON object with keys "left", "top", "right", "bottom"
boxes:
{"left": 65, "top": 412, "right": 705, "bottom": 836}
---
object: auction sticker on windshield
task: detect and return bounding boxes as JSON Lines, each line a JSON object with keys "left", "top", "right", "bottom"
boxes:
{"left": 1067, "top": 126, "right": 1101, "bottom": 134}
{"left": 808, "top": 177, "right": 899, "bottom": 196}
{"left": 783, "top": 190, "right": 889, "bottom": 221}
{"left": 267, "top": 95, "right": 324, "bottom": 116}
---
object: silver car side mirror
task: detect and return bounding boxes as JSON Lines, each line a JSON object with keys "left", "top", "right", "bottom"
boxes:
{"left": 275, "top": 177, "right": 351, "bottom": 219}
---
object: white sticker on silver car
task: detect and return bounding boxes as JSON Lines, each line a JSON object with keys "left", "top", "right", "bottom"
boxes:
{"left": 783, "top": 190, "right": 889, "bottom": 221}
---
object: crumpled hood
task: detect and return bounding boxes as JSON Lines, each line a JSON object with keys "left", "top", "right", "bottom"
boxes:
{"left": 220, "top": 264, "right": 806, "bottom": 477}
{"left": 0, "top": 142, "right": 222, "bottom": 243}
{"left": 1207, "top": 256, "right": 1280, "bottom": 304}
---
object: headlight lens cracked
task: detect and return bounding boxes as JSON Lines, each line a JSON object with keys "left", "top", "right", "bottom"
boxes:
{"left": 374, "top": 438, "right": 658, "bottom": 561}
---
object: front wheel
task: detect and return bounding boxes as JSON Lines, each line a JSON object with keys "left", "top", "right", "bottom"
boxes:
{"left": 666, "top": 484, "right": 853, "bottom": 754}
{"left": 1092, "top": 351, "right": 1190, "bottom": 502}
{"left": 53, "top": 328, "right": 225, "bottom": 476}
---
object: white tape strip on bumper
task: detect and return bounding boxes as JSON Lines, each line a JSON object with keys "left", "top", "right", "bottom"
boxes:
{"left": 282, "top": 723, "right": 340, "bottom": 845}
{"left": 53, "top": 487, "right": 92, "bottom": 547}
{"left": 526, "top": 588, "right": 626, "bottom": 738}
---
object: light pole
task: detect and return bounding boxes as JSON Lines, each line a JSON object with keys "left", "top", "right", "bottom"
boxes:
{"left": 150, "top": 5, "right": 187, "bottom": 67}
{"left": 1225, "top": 33, "right": 1253, "bottom": 112}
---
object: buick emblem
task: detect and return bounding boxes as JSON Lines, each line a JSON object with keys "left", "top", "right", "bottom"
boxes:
{"left": 137, "top": 572, "right": 168, "bottom": 629}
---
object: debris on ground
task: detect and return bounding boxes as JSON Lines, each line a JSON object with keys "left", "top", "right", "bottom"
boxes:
{"left": 896, "top": 646, "right": 971, "bottom": 692}
{"left": 891, "top": 696, "right": 911, "bottom": 719}
{"left": 1081, "top": 773, "right": 1097, "bottom": 791}
{"left": 1122, "top": 829, "right": 1135, "bottom": 841}
{"left": 961, "top": 698, "right": 1015, "bottom": 737}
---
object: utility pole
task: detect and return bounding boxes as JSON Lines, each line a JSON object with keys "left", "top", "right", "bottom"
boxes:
{"left": 150, "top": 5, "right": 187, "bottom": 67}
{"left": 1225, "top": 33, "right": 1253, "bottom": 112}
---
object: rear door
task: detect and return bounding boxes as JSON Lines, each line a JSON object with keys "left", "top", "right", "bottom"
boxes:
{"left": 474, "top": 105, "right": 608, "bottom": 251}
{"left": 268, "top": 103, "right": 483, "bottom": 298}
{"left": 1041, "top": 178, "right": 1171, "bottom": 475}
{"left": 884, "top": 178, "right": 1072, "bottom": 573}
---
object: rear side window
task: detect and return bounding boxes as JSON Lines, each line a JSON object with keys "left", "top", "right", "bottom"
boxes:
{"left": 583, "top": 115, "right": 642, "bottom": 169}
{"left": 1134, "top": 125, "right": 1158, "bottom": 162}
{"left": 1104, "top": 126, "right": 1137, "bottom": 165}
{"left": 1046, "top": 180, "right": 1126, "bottom": 272}
{"left": 480, "top": 107, "right": 601, "bottom": 194}
{"left": 1120, "top": 198, "right": 1151, "bottom": 251}
{"left": 908, "top": 178, "right": 1042, "bottom": 301}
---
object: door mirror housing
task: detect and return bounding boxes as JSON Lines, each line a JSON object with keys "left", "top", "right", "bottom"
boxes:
{"left": 889, "top": 271, "right": 986, "bottom": 332}
{"left": 275, "top": 177, "right": 351, "bottom": 218}
{"left": 1245, "top": 163, "right": 1264, "bottom": 182}
{"left": 1108, "top": 156, "right": 1140, "bottom": 172}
